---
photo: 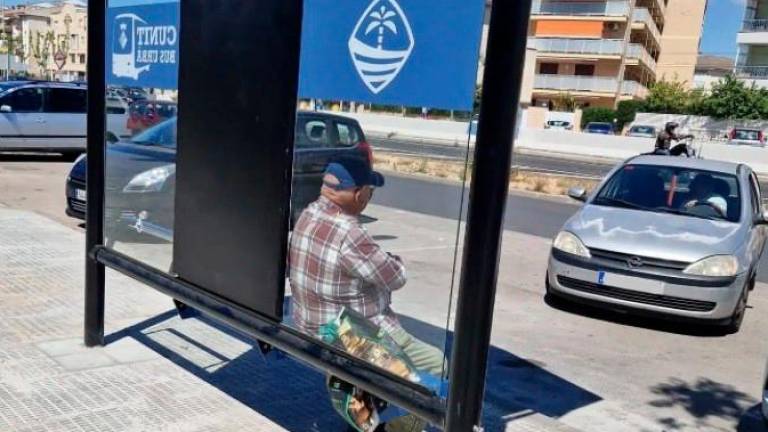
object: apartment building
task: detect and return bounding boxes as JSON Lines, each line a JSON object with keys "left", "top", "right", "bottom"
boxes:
{"left": 737, "top": 0, "right": 768, "bottom": 87}
{"left": 45, "top": 1, "right": 88, "bottom": 82}
{"left": 528, "top": 0, "right": 705, "bottom": 109}
{"left": 0, "top": 0, "right": 87, "bottom": 81}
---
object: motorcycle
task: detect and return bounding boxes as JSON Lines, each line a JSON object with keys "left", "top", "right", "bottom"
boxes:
{"left": 649, "top": 136, "right": 701, "bottom": 158}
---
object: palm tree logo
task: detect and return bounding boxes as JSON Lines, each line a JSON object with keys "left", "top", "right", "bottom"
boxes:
{"left": 366, "top": 5, "right": 398, "bottom": 50}
{"left": 348, "top": 0, "right": 415, "bottom": 94}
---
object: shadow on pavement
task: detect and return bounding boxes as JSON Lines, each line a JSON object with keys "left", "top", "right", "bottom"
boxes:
{"left": 544, "top": 293, "right": 732, "bottom": 337}
{"left": 648, "top": 377, "right": 761, "bottom": 431}
{"left": 106, "top": 302, "right": 601, "bottom": 432}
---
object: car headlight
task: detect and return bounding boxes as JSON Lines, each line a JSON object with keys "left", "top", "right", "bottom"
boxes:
{"left": 553, "top": 231, "right": 591, "bottom": 258}
{"left": 683, "top": 255, "right": 739, "bottom": 277}
{"left": 123, "top": 165, "right": 175, "bottom": 193}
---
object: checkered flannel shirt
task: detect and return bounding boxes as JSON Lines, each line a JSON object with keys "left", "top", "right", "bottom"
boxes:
{"left": 289, "top": 196, "right": 407, "bottom": 338}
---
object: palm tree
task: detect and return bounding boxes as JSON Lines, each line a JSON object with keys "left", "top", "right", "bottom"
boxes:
{"left": 365, "top": 4, "right": 397, "bottom": 50}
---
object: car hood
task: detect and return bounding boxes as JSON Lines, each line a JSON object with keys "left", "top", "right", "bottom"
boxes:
{"left": 565, "top": 204, "right": 746, "bottom": 263}
{"left": 68, "top": 142, "right": 176, "bottom": 190}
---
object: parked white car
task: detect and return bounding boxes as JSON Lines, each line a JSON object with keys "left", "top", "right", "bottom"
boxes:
{"left": 0, "top": 81, "right": 129, "bottom": 156}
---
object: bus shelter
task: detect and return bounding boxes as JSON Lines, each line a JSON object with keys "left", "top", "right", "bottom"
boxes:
{"left": 84, "top": 0, "right": 532, "bottom": 430}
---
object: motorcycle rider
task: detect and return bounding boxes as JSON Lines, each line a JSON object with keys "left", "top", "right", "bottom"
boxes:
{"left": 654, "top": 122, "right": 695, "bottom": 156}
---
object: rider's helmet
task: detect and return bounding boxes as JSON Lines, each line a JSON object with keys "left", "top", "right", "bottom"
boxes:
{"left": 665, "top": 122, "right": 679, "bottom": 133}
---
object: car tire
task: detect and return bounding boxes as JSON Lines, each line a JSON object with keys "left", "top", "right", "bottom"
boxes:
{"left": 725, "top": 282, "right": 751, "bottom": 334}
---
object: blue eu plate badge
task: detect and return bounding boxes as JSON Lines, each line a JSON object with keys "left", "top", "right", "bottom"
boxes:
{"left": 597, "top": 271, "right": 606, "bottom": 285}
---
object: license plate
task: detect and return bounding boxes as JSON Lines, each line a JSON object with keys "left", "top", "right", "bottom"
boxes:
{"left": 75, "top": 189, "right": 87, "bottom": 202}
{"left": 597, "top": 270, "right": 664, "bottom": 294}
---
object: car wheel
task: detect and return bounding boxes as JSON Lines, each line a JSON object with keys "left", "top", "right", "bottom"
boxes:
{"left": 762, "top": 385, "right": 768, "bottom": 425}
{"left": 725, "top": 284, "right": 750, "bottom": 334}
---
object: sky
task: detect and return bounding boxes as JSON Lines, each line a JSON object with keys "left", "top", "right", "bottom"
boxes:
{"left": 700, "top": 0, "right": 745, "bottom": 58}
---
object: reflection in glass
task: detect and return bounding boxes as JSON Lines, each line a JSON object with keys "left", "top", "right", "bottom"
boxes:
{"left": 104, "top": 109, "right": 177, "bottom": 272}
{"left": 286, "top": 105, "right": 471, "bottom": 412}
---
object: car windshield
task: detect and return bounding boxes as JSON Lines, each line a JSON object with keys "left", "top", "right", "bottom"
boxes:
{"left": 733, "top": 129, "right": 760, "bottom": 141}
{"left": 631, "top": 126, "right": 654, "bottom": 134}
{"left": 588, "top": 123, "right": 611, "bottom": 131}
{"left": 130, "top": 118, "right": 177, "bottom": 148}
{"left": 593, "top": 164, "right": 741, "bottom": 223}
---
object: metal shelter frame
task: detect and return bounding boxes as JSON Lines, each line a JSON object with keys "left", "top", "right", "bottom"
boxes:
{"left": 84, "top": 0, "right": 532, "bottom": 430}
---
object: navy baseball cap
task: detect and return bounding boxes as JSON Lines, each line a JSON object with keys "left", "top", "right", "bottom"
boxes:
{"left": 324, "top": 157, "right": 385, "bottom": 190}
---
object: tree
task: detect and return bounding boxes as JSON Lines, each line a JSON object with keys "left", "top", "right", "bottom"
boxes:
{"left": 581, "top": 107, "right": 616, "bottom": 128}
{"left": 643, "top": 80, "right": 690, "bottom": 114}
{"left": 27, "top": 30, "right": 55, "bottom": 79}
{"left": 615, "top": 100, "right": 644, "bottom": 130}
{"left": 697, "top": 75, "right": 768, "bottom": 120}
{"left": 551, "top": 93, "right": 576, "bottom": 112}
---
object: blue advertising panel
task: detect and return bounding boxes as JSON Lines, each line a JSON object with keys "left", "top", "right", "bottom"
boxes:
{"left": 106, "top": 1, "right": 179, "bottom": 90}
{"left": 299, "top": 0, "right": 486, "bottom": 111}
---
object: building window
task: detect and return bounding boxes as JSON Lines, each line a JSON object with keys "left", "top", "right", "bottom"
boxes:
{"left": 79, "top": 54, "right": 85, "bottom": 64}
{"left": 70, "top": 54, "right": 76, "bottom": 64}
{"left": 574, "top": 64, "right": 595, "bottom": 76}
{"left": 539, "top": 62, "right": 558, "bottom": 75}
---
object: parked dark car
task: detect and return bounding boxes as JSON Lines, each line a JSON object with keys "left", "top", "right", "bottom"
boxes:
{"left": 583, "top": 122, "right": 614, "bottom": 135}
{"left": 66, "top": 111, "right": 374, "bottom": 241}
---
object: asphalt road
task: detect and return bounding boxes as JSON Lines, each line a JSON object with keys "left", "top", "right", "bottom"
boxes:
{"left": 369, "top": 135, "right": 615, "bottom": 179}
{"left": 371, "top": 135, "right": 768, "bottom": 190}
{"left": 373, "top": 172, "right": 768, "bottom": 284}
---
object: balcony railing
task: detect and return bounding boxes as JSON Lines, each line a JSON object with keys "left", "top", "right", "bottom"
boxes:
{"left": 627, "top": 43, "right": 657, "bottom": 70}
{"left": 535, "top": 74, "right": 619, "bottom": 93}
{"left": 531, "top": 0, "right": 629, "bottom": 16}
{"left": 531, "top": 38, "right": 657, "bottom": 70}
{"left": 621, "top": 80, "right": 649, "bottom": 98}
{"left": 742, "top": 19, "right": 768, "bottom": 32}
{"left": 735, "top": 65, "right": 768, "bottom": 79}
{"left": 531, "top": 38, "right": 625, "bottom": 56}
{"left": 632, "top": 8, "right": 661, "bottom": 43}
{"left": 534, "top": 74, "right": 648, "bottom": 97}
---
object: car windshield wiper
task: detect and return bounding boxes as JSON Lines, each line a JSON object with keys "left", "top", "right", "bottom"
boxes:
{"left": 130, "top": 140, "right": 156, "bottom": 146}
{"left": 652, "top": 206, "right": 724, "bottom": 222}
{"left": 593, "top": 197, "right": 648, "bottom": 211}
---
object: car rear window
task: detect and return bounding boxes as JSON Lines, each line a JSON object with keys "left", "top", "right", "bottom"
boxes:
{"left": 547, "top": 120, "right": 570, "bottom": 127}
{"left": 588, "top": 123, "right": 612, "bottom": 131}
{"left": 631, "top": 126, "right": 655, "bottom": 134}
{"left": 733, "top": 129, "right": 760, "bottom": 141}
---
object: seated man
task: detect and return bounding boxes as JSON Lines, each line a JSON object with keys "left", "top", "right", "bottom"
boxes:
{"left": 289, "top": 156, "right": 444, "bottom": 432}
{"left": 682, "top": 174, "right": 728, "bottom": 217}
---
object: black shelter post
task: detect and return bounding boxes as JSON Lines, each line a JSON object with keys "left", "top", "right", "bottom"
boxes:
{"left": 445, "top": 0, "right": 532, "bottom": 430}
{"left": 84, "top": 0, "right": 107, "bottom": 347}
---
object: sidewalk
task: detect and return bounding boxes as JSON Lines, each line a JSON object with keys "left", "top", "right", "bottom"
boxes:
{"left": 0, "top": 207, "right": 583, "bottom": 432}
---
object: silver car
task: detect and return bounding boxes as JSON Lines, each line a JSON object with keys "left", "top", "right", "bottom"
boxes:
{"left": 547, "top": 155, "right": 767, "bottom": 333}
{"left": 626, "top": 125, "right": 657, "bottom": 139}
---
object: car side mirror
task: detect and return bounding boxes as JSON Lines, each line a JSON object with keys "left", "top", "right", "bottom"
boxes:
{"left": 756, "top": 210, "right": 768, "bottom": 226}
{"left": 568, "top": 187, "right": 587, "bottom": 202}
{"left": 0, "top": 105, "right": 12, "bottom": 113}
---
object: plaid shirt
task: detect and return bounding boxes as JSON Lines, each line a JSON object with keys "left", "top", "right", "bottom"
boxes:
{"left": 289, "top": 196, "right": 407, "bottom": 337}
